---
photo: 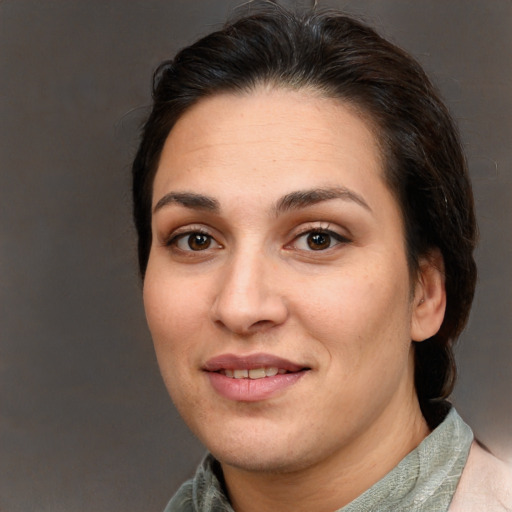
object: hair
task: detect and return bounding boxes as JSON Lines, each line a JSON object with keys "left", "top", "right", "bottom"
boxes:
{"left": 132, "top": 4, "right": 477, "bottom": 427}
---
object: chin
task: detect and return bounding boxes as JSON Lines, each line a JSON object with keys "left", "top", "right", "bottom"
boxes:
{"left": 193, "top": 419, "right": 322, "bottom": 475}
{"left": 213, "top": 445, "right": 315, "bottom": 474}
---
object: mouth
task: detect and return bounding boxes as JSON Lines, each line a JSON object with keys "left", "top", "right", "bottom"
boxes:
{"left": 219, "top": 367, "right": 289, "bottom": 379}
{"left": 203, "top": 353, "right": 311, "bottom": 402}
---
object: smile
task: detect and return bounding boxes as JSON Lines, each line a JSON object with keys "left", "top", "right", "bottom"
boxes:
{"left": 220, "top": 367, "right": 288, "bottom": 379}
{"left": 203, "top": 353, "right": 310, "bottom": 402}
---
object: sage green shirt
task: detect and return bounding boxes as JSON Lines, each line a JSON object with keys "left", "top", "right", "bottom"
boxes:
{"left": 164, "top": 408, "right": 473, "bottom": 512}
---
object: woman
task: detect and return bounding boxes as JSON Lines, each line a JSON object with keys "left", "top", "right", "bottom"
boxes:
{"left": 132, "top": 6, "right": 512, "bottom": 511}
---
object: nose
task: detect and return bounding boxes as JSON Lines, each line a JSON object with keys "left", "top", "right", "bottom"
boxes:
{"left": 210, "top": 250, "right": 289, "bottom": 335}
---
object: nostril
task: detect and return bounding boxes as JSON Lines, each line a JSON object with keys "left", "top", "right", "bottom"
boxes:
{"left": 252, "top": 319, "right": 274, "bottom": 329}
{"left": 213, "top": 317, "right": 278, "bottom": 335}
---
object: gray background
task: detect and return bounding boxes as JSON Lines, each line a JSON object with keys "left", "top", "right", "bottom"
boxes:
{"left": 1, "top": 1, "right": 510, "bottom": 511}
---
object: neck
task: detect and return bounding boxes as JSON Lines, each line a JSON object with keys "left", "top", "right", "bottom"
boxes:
{"left": 221, "top": 392, "right": 429, "bottom": 512}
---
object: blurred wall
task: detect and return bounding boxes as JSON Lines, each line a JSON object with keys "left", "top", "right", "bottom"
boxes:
{"left": 1, "top": 1, "right": 510, "bottom": 511}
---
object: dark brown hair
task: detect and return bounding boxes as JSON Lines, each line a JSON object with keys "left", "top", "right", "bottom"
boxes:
{"left": 132, "top": 5, "right": 477, "bottom": 426}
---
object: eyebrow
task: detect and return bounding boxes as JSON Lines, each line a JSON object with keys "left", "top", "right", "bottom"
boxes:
{"left": 153, "top": 192, "right": 220, "bottom": 214}
{"left": 152, "top": 186, "right": 371, "bottom": 216}
{"left": 274, "top": 187, "right": 371, "bottom": 214}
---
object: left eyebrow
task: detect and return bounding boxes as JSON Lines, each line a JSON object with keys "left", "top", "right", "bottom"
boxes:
{"left": 274, "top": 187, "right": 372, "bottom": 215}
{"left": 153, "top": 192, "right": 220, "bottom": 214}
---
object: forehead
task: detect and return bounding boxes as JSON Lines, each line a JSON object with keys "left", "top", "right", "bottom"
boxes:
{"left": 153, "top": 87, "right": 388, "bottom": 208}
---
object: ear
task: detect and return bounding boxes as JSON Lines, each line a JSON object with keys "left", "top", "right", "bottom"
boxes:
{"left": 411, "top": 249, "right": 447, "bottom": 342}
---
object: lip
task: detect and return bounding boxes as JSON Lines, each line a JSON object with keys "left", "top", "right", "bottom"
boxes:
{"left": 203, "top": 353, "right": 309, "bottom": 402}
{"left": 203, "top": 353, "right": 305, "bottom": 372}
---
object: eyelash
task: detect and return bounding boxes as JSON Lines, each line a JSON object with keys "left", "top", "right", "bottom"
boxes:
{"left": 163, "top": 225, "right": 351, "bottom": 254}
{"left": 165, "top": 227, "right": 221, "bottom": 252}
{"left": 290, "top": 227, "right": 351, "bottom": 252}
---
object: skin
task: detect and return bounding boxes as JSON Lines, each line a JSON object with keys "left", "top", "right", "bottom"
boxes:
{"left": 143, "top": 87, "right": 446, "bottom": 512}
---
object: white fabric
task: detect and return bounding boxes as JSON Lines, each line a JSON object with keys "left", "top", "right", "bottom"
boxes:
{"left": 449, "top": 441, "right": 512, "bottom": 512}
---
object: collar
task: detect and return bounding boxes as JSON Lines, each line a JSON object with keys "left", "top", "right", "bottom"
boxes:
{"left": 164, "top": 407, "right": 473, "bottom": 512}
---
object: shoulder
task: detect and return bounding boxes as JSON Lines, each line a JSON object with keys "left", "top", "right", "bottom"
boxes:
{"left": 449, "top": 441, "right": 512, "bottom": 512}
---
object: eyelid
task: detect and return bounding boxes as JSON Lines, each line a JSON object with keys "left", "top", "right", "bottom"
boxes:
{"left": 163, "top": 224, "right": 223, "bottom": 253}
{"left": 291, "top": 222, "right": 351, "bottom": 241}
{"left": 164, "top": 225, "right": 211, "bottom": 245}
{"left": 287, "top": 224, "right": 352, "bottom": 251}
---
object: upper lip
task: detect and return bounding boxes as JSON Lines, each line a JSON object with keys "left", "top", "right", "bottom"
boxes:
{"left": 203, "top": 353, "right": 307, "bottom": 372}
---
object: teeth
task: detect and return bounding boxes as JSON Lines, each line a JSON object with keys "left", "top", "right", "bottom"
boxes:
{"left": 248, "top": 368, "right": 266, "bottom": 379}
{"left": 222, "top": 367, "right": 283, "bottom": 379}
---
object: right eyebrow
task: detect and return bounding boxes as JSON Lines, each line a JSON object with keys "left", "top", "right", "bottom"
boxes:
{"left": 152, "top": 192, "right": 220, "bottom": 214}
{"left": 274, "top": 186, "right": 372, "bottom": 215}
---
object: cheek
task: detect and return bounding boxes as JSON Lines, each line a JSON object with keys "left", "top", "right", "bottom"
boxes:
{"left": 143, "top": 268, "right": 206, "bottom": 373}
{"left": 144, "top": 258, "right": 206, "bottom": 332}
{"left": 142, "top": 273, "right": 207, "bottom": 411}
{"left": 299, "top": 260, "right": 412, "bottom": 365}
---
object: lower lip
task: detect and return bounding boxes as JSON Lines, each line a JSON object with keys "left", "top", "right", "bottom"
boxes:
{"left": 206, "top": 371, "right": 307, "bottom": 402}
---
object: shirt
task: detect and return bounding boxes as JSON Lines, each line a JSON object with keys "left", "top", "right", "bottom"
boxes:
{"left": 164, "top": 408, "right": 498, "bottom": 512}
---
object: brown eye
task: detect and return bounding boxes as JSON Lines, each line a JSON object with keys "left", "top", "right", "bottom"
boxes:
{"left": 291, "top": 229, "right": 350, "bottom": 252}
{"left": 307, "top": 232, "right": 331, "bottom": 250}
{"left": 171, "top": 232, "right": 219, "bottom": 252}
{"left": 186, "top": 233, "right": 212, "bottom": 251}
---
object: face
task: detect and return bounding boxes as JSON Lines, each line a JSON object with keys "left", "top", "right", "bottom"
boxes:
{"left": 144, "top": 88, "right": 427, "bottom": 474}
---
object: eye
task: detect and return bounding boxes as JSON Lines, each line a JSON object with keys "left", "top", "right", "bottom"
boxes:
{"left": 169, "top": 231, "right": 221, "bottom": 252}
{"left": 293, "top": 229, "right": 349, "bottom": 251}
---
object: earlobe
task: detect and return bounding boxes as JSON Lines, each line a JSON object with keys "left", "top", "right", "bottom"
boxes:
{"left": 411, "top": 249, "right": 447, "bottom": 342}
